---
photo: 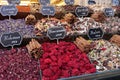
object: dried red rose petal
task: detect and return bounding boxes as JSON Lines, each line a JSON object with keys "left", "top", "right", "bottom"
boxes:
{"left": 43, "top": 69, "right": 54, "bottom": 77}
{"left": 40, "top": 41, "right": 96, "bottom": 79}
{"left": 44, "top": 58, "right": 52, "bottom": 64}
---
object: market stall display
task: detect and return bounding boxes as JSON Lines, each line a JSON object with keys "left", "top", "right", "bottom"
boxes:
{"left": 0, "top": 0, "right": 120, "bottom": 80}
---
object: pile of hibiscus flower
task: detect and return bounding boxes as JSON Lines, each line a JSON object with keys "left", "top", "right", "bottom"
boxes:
{"left": 40, "top": 41, "right": 96, "bottom": 80}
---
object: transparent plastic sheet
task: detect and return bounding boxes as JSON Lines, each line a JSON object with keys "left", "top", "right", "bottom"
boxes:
{"left": 58, "top": 69, "right": 120, "bottom": 80}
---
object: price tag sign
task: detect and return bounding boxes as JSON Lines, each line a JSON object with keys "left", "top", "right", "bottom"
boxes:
{"left": 47, "top": 26, "right": 66, "bottom": 40}
{"left": 65, "top": 0, "right": 74, "bottom": 5}
{"left": 88, "top": 0, "right": 96, "bottom": 5}
{"left": 41, "top": 6, "right": 55, "bottom": 16}
{"left": 7, "top": 0, "right": 20, "bottom": 5}
{"left": 87, "top": 28, "right": 104, "bottom": 40}
{"left": 39, "top": 0, "right": 50, "bottom": 5}
{"left": 104, "top": 8, "right": 114, "bottom": 17}
{"left": 0, "top": 5, "right": 18, "bottom": 16}
{"left": 75, "top": 7, "right": 89, "bottom": 17}
{"left": 0, "top": 32, "right": 23, "bottom": 47}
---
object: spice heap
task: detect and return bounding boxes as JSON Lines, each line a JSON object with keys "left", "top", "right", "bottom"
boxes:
{"left": 0, "top": 47, "right": 40, "bottom": 80}
{"left": 88, "top": 40, "right": 120, "bottom": 72}
{"left": 0, "top": 19, "right": 35, "bottom": 38}
{"left": 72, "top": 18, "right": 103, "bottom": 34}
{"left": 72, "top": 17, "right": 120, "bottom": 34}
{"left": 103, "top": 17, "right": 120, "bottom": 34}
{"left": 35, "top": 18, "right": 71, "bottom": 36}
{"left": 74, "top": 37, "right": 91, "bottom": 53}
{"left": 26, "top": 39, "right": 43, "bottom": 59}
{"left": 40, "top": 41, "right": 96, "bottom": 80}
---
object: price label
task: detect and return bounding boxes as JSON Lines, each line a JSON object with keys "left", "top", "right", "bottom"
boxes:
{"left": 88, "top": 0, "right": 96, "bottom": 5}
{"left": 0, "top": 5, "right": 18, "bottom": 16}
{"left": 87, "top": 28, "right": 104, "bottom": 40}
{"left": 0, "top": 32, "right": 23, "bottom": 47}
{"left": 75, "top": 7, "right": 89, "bottom": 17}
{"left": 104, "top": 8, "right": 114, "bottom": 17}
{"left": 65, "top": 0, "right": 74, "bottom": 5}
{"left": 41, "top": 6, "right": 55, "bottom": 16}
{"left": 7, "top": 0, "right": 20, "bottom": 5}
{"left": 112, "top": 0, "right": 119, "bottom": 6}
{"left": 39, "top": 0, "right": 50, "bottom": 5}
{"left": 47, "top": 26, "right": 66, "bottom": 40}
